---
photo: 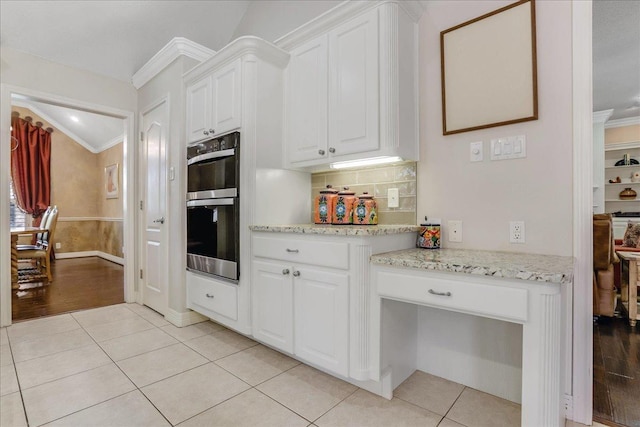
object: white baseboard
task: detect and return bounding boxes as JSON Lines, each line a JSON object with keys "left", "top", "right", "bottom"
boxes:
{"left": 164, "top": 308, "right": 208, "bottom": 327}
{"left": 564, "top": 393, "right": 573, "bottom": 420}
{"left": 55, "top": 250, "right": 124, "bottom": 265}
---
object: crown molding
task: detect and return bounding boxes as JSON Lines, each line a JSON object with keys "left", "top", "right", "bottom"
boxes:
{"left": 132, "top": 37, "right": 216, "bottom": 89}
{"left": 101, "top": 134, "right": 124, "bottom": 152}
{"left": 605, "top": 116, "right": 640, "bottom": 129}
{"left": 274, "top": 0, "right": 423, "bottom": 51}
{"left": 184, "top": 36, "right": 290, "bottom": 84}
{"left": 592, "top": 109, "right": 613, "bottom": 124}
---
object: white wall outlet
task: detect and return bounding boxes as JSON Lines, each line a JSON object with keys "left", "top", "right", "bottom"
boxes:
{"left": 448, "top": 220, "right": 463, "bottom": 242}
{"left": 55, "top": 242, "right": 61, "bottom": 249}
{"left": 510, "top": 221, "right": 525, "bottom": 243}
{"left": 470, "top": 141, "right": 483, "bottom": 162}
{"left": 388, "top": 188, "right": 399, "bottom": 208}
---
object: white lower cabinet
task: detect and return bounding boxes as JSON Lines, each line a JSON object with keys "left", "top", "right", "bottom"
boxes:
{"left": 252, "top": 258, "right": 349, "bottom": 377}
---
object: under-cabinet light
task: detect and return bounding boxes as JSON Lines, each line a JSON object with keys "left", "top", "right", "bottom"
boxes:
{"left": 329, "top": 156, "right": 403, "bottom": 169}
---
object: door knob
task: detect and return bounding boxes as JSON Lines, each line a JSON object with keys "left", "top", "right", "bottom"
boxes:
{"left": 203, "top": 130, "right": 209, "bottom": 136}
{"left": 292, "top": 270, "right": 301, "bottom": 277}
{"left": 318, "top": 149, "right": 325, "bottom": 155}
{"left": 209, "top": 129, "right": 215, "bottom": 134}
{"left": 282, "top": 269, "right": 290, "bottom": 275}
{"left": 329, "top": 147, "right": 336, "bottom": 153}
{"left": 153, "top": 217, "right": 165, "bottom": 224}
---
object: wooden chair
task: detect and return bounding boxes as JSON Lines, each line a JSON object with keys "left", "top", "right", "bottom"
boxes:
{"left": 16, "top": 206, "right": 52, "bottom": 251}
{"left": 17, "top": 206, "right": 58, "bottom": 282}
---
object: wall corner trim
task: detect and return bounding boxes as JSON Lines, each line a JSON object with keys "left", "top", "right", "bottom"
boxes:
{"left": 604, "top": 116, "right": 640, "bottom": 129}
{"left": 132, "top": 37, "right": 215, "bottom": 89}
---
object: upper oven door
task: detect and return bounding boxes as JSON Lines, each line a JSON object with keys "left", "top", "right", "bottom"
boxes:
{"left": 187, "top": 133, "right": 239, "bottom": 197}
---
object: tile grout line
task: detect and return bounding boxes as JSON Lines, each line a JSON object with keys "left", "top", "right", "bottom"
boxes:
{"left": 4, "top": 332, "right": 30, "bottom": 427}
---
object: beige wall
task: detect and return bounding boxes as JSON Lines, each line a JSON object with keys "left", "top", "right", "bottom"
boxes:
{"left": 11, "top": 106, "right": 123, "bottom": 257}
{"left": 605, "top": 124, "right": 640, "bottom": 145}
{"left": 417, "top": 1, "right": 573, "bottom": 256}
{"left": 311, "top": 163, "right": 417, "bottom": 225}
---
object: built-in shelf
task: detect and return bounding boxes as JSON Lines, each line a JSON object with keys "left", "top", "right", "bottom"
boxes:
{"left": 604, "top": 199, "right": 640, "bottom": 202}
{"left": 605, "top": 164, "right": 640, "bottom": 170}
{"left": 605, "top": 182, "right": 640, "bottom": 186}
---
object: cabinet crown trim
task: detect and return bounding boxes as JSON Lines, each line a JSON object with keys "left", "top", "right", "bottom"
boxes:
{"left": 184, "top": 36, "right": 290, "bottom": 83}
{"left": 132, "top": 37, "right": 215, "bottom": 89}
{"left": 274, "top": 0, "right": 424, "bottom": 50}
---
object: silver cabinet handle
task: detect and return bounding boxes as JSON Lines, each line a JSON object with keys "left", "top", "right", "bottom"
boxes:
{"left": 282, "top": 269, "right": 290, "bottom": 275}
{"left": 203, "top": 130, "right": 209, "bottom": 135}
{"left": 318, "top": 149, "right": 325, "bottom": 155}
{"left": 209, "top": 129, "right": 215, "bottom": 134}
{"left": 329, "top": 147, "right": 336, "bottom": 153}
{"left": 428, "top": 289, "right": 452, "bottom": 297}
{"left": 206, "top": 293, "right": 214, "bottom": 298}
{"left": 153, "top": 217, "right": 165, "bottom": 224}
{"left": 292, "top": 271, "right": 301, "bottom": 277}
{"left": 286, "top": 249, "right": 299, "bottom": 253}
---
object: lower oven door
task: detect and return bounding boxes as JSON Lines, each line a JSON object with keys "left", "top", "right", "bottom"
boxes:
{"left": 186, "top": 198, "right": 239, "bottom": 281}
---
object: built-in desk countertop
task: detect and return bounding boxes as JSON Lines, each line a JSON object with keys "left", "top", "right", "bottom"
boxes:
{"left": 249, "top": 224, "right": 419, "bottom": 236}
{"left": 370, "top": 248, "right": 575, "bottom": 427}
{"left": 371, "top": 247, "right": 574, "bottom": 285}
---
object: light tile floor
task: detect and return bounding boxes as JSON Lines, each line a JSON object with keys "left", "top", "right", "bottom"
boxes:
{"left": 0, "top": 303, "right": 590, "bottom": 427}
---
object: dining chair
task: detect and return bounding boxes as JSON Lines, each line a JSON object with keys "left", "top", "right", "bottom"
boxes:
{"left": 16, "top": 206, "right": 52, "bottom": 251}
{"left": 17, "top": 206, "right": 58, "bottom": 282}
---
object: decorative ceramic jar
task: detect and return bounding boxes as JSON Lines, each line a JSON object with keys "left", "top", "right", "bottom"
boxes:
{"left": 314, "top": 185, "right": 339, "bottom": 224}
{"left": 354, "top": 192, "right": 378, "bottom": 225}
{"left": 331, "top": 187, "right": 356, "bottom": 224}
{"left": 619, "top": 187, "right": 638, "bottom": 200}
{"left": 416, "top": 218, "right": 441, "bottom": 249}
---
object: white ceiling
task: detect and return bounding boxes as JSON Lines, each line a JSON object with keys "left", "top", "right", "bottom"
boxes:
{"left": 12, "top": 96, "right": 124, "bottom": 153}
{"left": 1, "top": 0, "right": 639, "bottom": 137}
{"left": 593, "top": 0, "right": 640, "bottom": 121}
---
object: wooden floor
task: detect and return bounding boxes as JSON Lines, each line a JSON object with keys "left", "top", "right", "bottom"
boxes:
{"left": 593, "top": 309, "right": 640, "bottom": 427}
{"left": 12, "top": 257, "right": 124, "bottom": 322}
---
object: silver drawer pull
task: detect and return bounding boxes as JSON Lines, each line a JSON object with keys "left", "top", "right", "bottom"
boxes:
{"left": 292, "top": 271, "right": 301, "bottom": 277}
{"left": 205, "top": 293, "right": 215, "bottom": 299}
{"left": 428, "top": 289, "right": 452, "bottom": 297}
{"left": 282, "top": 269, "right": 290, "bottom": 275}
{"left": 286, "top": 248, "right": 299, "bottom": 253}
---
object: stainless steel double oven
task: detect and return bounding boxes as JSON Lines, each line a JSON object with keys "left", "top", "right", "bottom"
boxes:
{"left": 186, "top": 132, "right": 240, "bottom": 281}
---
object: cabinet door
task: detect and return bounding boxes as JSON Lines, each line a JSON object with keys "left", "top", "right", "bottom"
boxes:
{"left": 252, "top": 260, "right": 294, "bottom": 353}
{"left": 328, "top": 9, "right": 379, "bottom": 157}
{"left": 186, "top": 77, "right": 212, "bottom": 144}
{"left": 294, "top": 266, "right": 349, "bottom": 376}
{"left": 211, "top": 59, "right": 242, "bottom": 137}
{"left": 286, "top": 35, "right": 329, "bottom": 164}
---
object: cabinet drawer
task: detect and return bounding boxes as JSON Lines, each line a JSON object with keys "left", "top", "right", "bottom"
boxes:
{"left": 253, "top": 235, "right": 349, "bottom": 270}
{"left": 187, "top": 272, "right": 238, "bottom": 321}
{"left": 376, "top": 270, "right": 528, "bottom": 323}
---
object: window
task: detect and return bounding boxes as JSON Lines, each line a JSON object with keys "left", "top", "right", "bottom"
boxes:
{"left": 9, "top": 182, "right": 27, "bottom": 228}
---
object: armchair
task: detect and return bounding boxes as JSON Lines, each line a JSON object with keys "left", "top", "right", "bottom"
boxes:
{"left": 593, "top": 213, "right": 618, "bottom": 317}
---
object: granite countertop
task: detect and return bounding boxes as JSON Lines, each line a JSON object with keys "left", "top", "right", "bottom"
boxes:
{"left": 249, "top": 224, "right": 419, "bottom": 236}
{"left": 371, "top": 248, "right": 574, "bottom": 285}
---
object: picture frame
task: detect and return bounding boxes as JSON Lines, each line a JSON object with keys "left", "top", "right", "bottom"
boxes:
{"left": 440, "top": 0, "right": 538, "bottom": 135}
{"left": 105, "top": 163, "right": 119, "bottom": 199}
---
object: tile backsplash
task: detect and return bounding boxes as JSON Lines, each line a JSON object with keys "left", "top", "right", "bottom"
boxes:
{"left": 311, "top": 162, "right": 417, "bottom": 225}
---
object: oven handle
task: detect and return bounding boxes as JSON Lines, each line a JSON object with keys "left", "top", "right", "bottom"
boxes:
{"left": 187, "top": 148, "right": 236, "bottom": 166}
{"left": 187, "top": 198, "right": 235, "bottom": 208}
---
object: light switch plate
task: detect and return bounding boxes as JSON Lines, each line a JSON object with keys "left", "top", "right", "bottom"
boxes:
{"left": 470, "top": 141, "right": 483, "bottom": 162}
{"left": 491, "top": 135, "right": 526, "bottom": 161}
{"left": 388, "top": 188, "right": 399, "bottom": 208}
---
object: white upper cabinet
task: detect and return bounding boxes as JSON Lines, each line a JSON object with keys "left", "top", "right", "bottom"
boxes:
{"left": 329, "top": 10, "right": 379, "bottom": 158}
{"left": 186, "top": 59, "right": 242, "bottom": 143}
{"left": 279, "top": 1, "right": 422, "bottom": 169}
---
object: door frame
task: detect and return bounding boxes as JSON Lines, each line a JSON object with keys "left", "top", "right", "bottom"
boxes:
{"left": 137, "top": 95, "right": 170, "bottom": 313}
{"left": 0, "top": 83, "right": 137, "bottom": 326}
{"left": 571, "top": 1, "right": 594, "bottom": 424}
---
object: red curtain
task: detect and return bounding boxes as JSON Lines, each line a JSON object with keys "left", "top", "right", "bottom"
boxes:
{"left": 10, "top": 113, "right": 52, "bottom": 226}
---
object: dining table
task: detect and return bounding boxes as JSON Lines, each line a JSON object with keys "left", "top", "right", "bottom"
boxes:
{"left": 10, "top": 227, "right": 47, "bottom": 289}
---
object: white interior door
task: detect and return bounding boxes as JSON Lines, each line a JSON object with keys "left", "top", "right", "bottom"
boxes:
{"left": 141, "top": 100, "right": 168, "bottom": 314}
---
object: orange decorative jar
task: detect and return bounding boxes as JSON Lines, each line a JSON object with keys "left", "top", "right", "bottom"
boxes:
{"left": 331, "top": 187, "right": 356, "bottom": 224}
{"left": 354, "top": 192, "right": 378, "bottom": 225}
{"left": 314, "top": 185, "right": 339, "bottom": 224}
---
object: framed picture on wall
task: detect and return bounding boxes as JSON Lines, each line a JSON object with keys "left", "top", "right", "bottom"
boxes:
{"left": 105, "top": 163, "right": 119, "bottom": 199}
{"left": 440, "top": 0, "right": 538, "bottom": 135}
